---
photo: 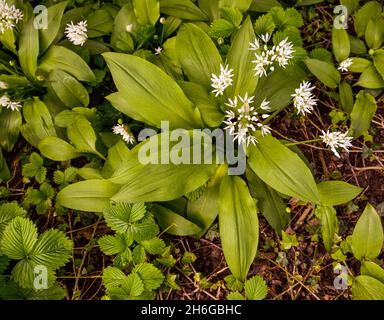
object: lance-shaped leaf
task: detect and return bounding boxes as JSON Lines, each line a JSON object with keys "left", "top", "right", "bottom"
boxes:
{"left": 21, "top": 98, "right": 57, "bottom": 149}
{"left": 246, "top": 168, "right": 289, "bottom": 234}
{"left": 67, "top": 117, "right": 105, "bottom": 159}
{"left": 352, "top": 276, "right": 384, "bottom": 300}
{"left": 317, "top": 181, "right": 363, "bottom": 206}
{"left": 373, "top": 49, "right": 384, "bottom": 80}
{"left": 351, "top": 203, "right": 383, "bottom": 260}
{"left": 361, "top": 261, "right": 384, "bottom": 284}
{"left": 39, "top": 45, "right": 95, "bottom": 82}
{"left": 248, "top": 134, "right": 321, "bottom": 204}
{"left": 56, "top": 180, "right": 121, "bottom": 212}
{"left": 219, "top": 176, "right": 259, "bottom": 281}
{"left": 133, "top": 0, "right": 160, "bottom": 25}
{"left": 176, "top": 23, "right": 222, "bottom": 88}
{"left": 39, "top": 1, "right": 68, "bottom": 53}
{"left": 103, "top": 52, "right": 203, "bottom": 129}
{"left": 219, "top": 0, "right": 253, "bottom": 12}
{"left": 304, "top": 58, "right": 340, "bottom": 88}
{"left": 49, "top": 69, "right": 89, "bottom": 108}
{"left": 152, "top": 205, "right": 201, "bottom": 236}
{"left": 0, "top": 109, "right": 22, "bottom": 152}
{"left": 19, "top": 17, "right": 39, "bottom": 80}
{"left": 109, "top": 131, "right": 217, "bottom": 202}
{"left": 226, "top": 17, "right": 257, "bottom": 97}
{"left": 365, "top": 17, "right": 384, "bottom": 49}
{"left": 356, "top": 66, "right": 384, "bottom": 89}
{"left": 350, "top": 90, "right": 377, "bottom": 138}
{"left": 159, "top": 0, "right": 209, "bottom": 21}
{"left": 315, "top": 206, "right": 338, "bottom": 252}
{"left": 38, "top": 137, "right": 82, "bottom": 161}
{"left": 354, "top": 1, "right": 382, "bottom": 37}
{"left": 332, "top": 27, "right": 350, "bottom": 62}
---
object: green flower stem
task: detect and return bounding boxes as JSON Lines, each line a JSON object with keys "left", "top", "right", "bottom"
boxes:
{"left": 284, "top": 138, "right": 322, "bottom": 147}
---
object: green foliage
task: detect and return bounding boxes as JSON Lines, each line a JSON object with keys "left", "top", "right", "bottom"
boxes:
{"left": 22, "top": 153, "right": 46, "bottom": 184}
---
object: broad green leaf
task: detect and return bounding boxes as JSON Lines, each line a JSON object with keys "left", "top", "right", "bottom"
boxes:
{"left": 159, "top": 0, "right": 209, "bottom": 21}
{"left": 102, "top": 141, "right": 132, "bottom": 178}
{"left": 49, "top": 69, "right": 89, "bottom": 108}
{"left": 361, "top": 261, "right": 384, "bottom": 284}
{"left": 315, "top": 206, "right": 338, "bottom": 252}
{"left": 38, "top": 137, "right": 82, "bottom": 161}
{"left": 356, "top": 66, "right": 384, "bottom": 89}
{"left": 187, "top": 185, "right": 220, "bottom": 238}
{"left": 350, "top": 90, "right": 377, "bottom": 138}
{"left": 219, "top": 176, "right": 259, "bottom": 281}
{"left": 178, "top": 81, "right": 224, "bottom": 127}
{"left": 56, "top": 180, "right": 121, "bottom": 212}
{"left": 317, "top": 181, "right": 363, "bottom": 206}
{"left": 67, "top": 117, "right": 105, "bottom": 159}
{"left": 0, "top": 75, "right": 30, "bottom": 88}
{"left": 226, "top": 17, "right": 257, "bottom": 97}
{"left": 30, "top": 229, "right": 73, "bottom": 269}
{"left": 39, "top": 45, "right": 95, "bottom": 82}
{"left": 0, "top": 29, "right": 16, "bottom": 53}
{"left": 39, "top": 1, "right": 68, "bottom": 53}
{"left": 19, "top": 18, "right": 39, "bottom": 80}
{"left": 354, "top": 1, "right": 382, "bottom": 37}
{"left": 352, "top": 275, "right": 384, "bottom": 300}
{"left": 209, "top": 19, "right": 236, "bottom": 38}
{"left": 248, "top": 134, "right": 321, "bottom": 204}
{"left": 77, "top": 167, "right": 103, "bottom": 180}
{"left": 373, "top": 49, "right": 384, "bottom": 80}
{"left": 249, "top": 0, "right": 281, "bottom": 12}
{"left": 349, "top": 58, "right": 371, "bottom": 73}
{"left": 151, "top": 205, "right": 201, "bottom": 236}
{"left": 0, "top": 149, "right": 10, "bottom": 183}
{"left": 304, "top": 58, "right": 340, "bottom": 88}
{"left": 254, "top": 65, "right": 307, "bottom": 112}
{"left": 0, "top": 109, "right": 22, "bottom": 152}
{"left": 246, "top": 168, "right": 289, "bottom": 234}
{"left": 21, "top": 98, "right": 57, "bottom": 148}
{"left": 54, "top": 108, "right": 98, "bottom": 128}
{"left": 176, "top": 23, "right": 222, "bottom": 88}
{"left": 133, "top": 0, "right": 160, "bottom": 25}
{"left": 339, "top": 81, "right": 354, "bottom": 113}
{"left": 365, "top": 17, "right": 384, "bottom": 49}
{"left": 103, "top": 52, "right": 203, "bottom": 129}
{"left": 111, "top": 2, "right": 138, "bottom": 49}
{"left": 332, "top": 27, "right": 350, "bottom": 62}
{"left": 340, "top": 0, "right": 360, "bottom": 14}
{"left": 349, "top": 35, "right": 367, "bottom": 54}
{"left": 351, "top": 203, "right": 383, "bottom": 260}
{"left": 87, "top": 9, "right": 114, "bottom": 38}
{"left": 109, "top": 131, "right": 217, "bottom": 203}
{"left": 219, "top": 0, "right": 252, "bottom": 12}
{"left": 244, "top": 275, "right": 268, "bottom": 300}
{"left": 0, "top": 217, "right": 38, "bottom": 260}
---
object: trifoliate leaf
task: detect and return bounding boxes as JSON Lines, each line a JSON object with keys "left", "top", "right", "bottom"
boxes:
{"left": 227, "top": 291, "right": 245, "bottom": 300}
{"left": 132, "top": 245, "right": 146, "bottom": 264}
{"left": 244, "top": 275, "right": 268, "bottom": 300}
{"left": 270, "top": 7, "right": 303, "bottom": 29}
{"left": 114, "top": 248, "right": 132, "bottom": 268}
{"left": 209, "top": 19, "right": 235, "bottom": 38}
{"left": 103, "top": 267, "right": 126, "bottom": 289}
{"left": 220, "top": 7, "right": 243, "bottom": 26}
{"left": 30, "top": 229, "right": 73, "bottom": 269}
{"left": 98, "top": 234, "right": 130, "bottom": 255}
{"left": 133, "top": 263, "right": 164, "bottom": 291}
{"left": 22, "top": 153, "right": 46, "bottom": 184}
{"left": 0, "top": 203, "right": 26, "bottom": 238}
{"left": 103, "top": 202, "right": 147, "bottom": 234}
{"left": 132, "top": 222, "right": 159, "bottom": 242}
{"left": 139, "top": 237, "right": 166, "bottom": 255}
{"left": 254, "top": 13, "right": 275, "bottom": 36}
{"left": 53, "top": 167, "right": 77, "bottom": 185}
{"left": 0, "top": 217, "right": 38, "bottom": 260}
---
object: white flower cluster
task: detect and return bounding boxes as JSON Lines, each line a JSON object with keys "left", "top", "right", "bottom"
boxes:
{"left": 250, "top": 34, "right": 295, "bottom": 78}
{"left": 0, "top": 0, "right": 23, "bottom": 34}
{"left": 291, "top": 81, "right": 317, "bottom": 115}
{"left": 320, "top": 130, "right": 353, "bottom": 158}
{"left": 223, "top": 93, "right": 272, "bottom": 146}
{"left": 65, "top": 20, "right": 88, "bottom": 46}
{"left": 211, "top": 64, "right": 234, "bottom": 97}
{"left": 337, "top": 58, "right": 353, "bottom": 72}
{"left": 112, "top": 124, "right": 135, "bottom": 144}
{"left": 0, "top": 95, "right": 22, "bottom": 111}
